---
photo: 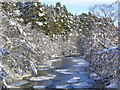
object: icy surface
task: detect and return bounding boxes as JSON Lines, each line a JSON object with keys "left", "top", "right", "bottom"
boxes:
{"left": 30, "top": 75, "right": 56, "bottom": 81}
{"left": 33, "top": 85, "right": 46, "bottom": 89}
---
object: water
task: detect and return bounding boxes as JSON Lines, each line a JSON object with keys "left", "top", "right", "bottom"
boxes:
{"left": 9, "top": 57, "right": 97, "bottom": 89}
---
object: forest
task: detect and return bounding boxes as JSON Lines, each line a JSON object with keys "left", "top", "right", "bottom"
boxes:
{"left": 0, "top": 1, "right": 119, "bottom": 89}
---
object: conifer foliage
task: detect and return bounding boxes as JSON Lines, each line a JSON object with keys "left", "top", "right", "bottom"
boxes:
{"left": 1, "top": 2, "right": 116, "bottom": 37}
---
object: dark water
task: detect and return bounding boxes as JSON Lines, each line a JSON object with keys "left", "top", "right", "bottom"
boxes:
{"left": 10, "top": 57, "right": 97, "bottom": 89}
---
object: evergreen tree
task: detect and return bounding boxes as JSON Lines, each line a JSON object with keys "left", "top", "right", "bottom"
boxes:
{"left": 17, "top": 2, "right": 47, "bottom": 29}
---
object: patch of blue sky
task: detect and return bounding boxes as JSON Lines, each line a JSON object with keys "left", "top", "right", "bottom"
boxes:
{"left": 39, "top": 0, "right": 118, "bottom": 26}
{"left": 39, "top": 0, "right": 117, "bottom": 14}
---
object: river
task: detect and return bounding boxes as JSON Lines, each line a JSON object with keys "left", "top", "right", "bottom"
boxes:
{"left": 9, "top": 57, "right": 97, "bottom": 89}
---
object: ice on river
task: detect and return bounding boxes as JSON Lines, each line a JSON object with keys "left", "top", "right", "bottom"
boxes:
{"left": 55, "top": 69, "right": 74, "bottom": 74}
{"left": 67, "top": 77, "right": 80, "bottom": 83}
{"left": 33, "top": 85, "right": 46, "bottom": 89}
{"left": 56, "top": 85, "right": 68, "bottom": 89}
{"left": 30, "top": 75, "right": 56, "bottom": 81}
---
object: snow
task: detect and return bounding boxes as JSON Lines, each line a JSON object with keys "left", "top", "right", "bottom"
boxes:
{"left": 38, "top": 13, "right": 45, "bottom": 17}
{"left": 17, "top": 67, "right": 23, "bottom": 75}
{"left": 14, "top": 10, "right": 20, "bottom": 16}
{"left": 73, "top": 82, "right": 92, "bottom": 87}
{"left": 90, "top": 73, "right": 97, "bottom": 78}
{"left": 39, "top": 8, "right": 43, "bottom": 11}
{"left": 50, "top": 58, "right": 62, "bottom": 63}
{"left": 34, "top": 3, "right": 37, "bottom": 7}
{"left": 69, "top": 33, "right": 73, "bottom": 36}
{"left": 10, "top": 80, "right": 29, "bottom": 87}
{"left": 55, "top": 69, "right": 74, "bottom": 74}
{"left": 108, "top": 46, "right": 118, "bottom": 50}
{"left": 67, "top": 77, "right": 80, "bottom": 83}
{"left": 94, "top": 51, "right": 103, "bottom": 54}
{"left": 35, "top": 21, "right": 43, "bottom": 26}
{"left": 72, "top": 58, "right": 89, "bottom": 67}
{"left": 37, "top": 68, "right": 49, "bottom": 70}
{"left": 106, "top": 83, "right": 117, "bottom": 88}
{"left": 30, "top": 75, "right": 56, "bottom": 81}
{"left": 18, "top": 27, "right": 23, "bottom": 34}
{"left": 103, "top": 46, "right": 118, "bottom": 53}
{"left": 56, "top": 85, "right": 68, "bottom": 88}
{"left": 106, "top": 78, "right": 118, "bottom": 88}
{"left": 0, "top": 52, "right": 2, "bottom": 56}
{"left": 79, "top": 29, "right": 82, "bottom": 31}
{"left": 17, "top": 18, "right": 24, "bottom": 22}
{"left": 0, "top": 48, "right": 10, "bottom": 54}
{"left": 29, "top": 61, "right": 38, "bottom": 74}
{"left": 9, "top": 20, "right": 16, "bottom": 25}
{"left": 94, "top": 46, "right": 118, "bottom": 55}
{"left": 33, "top": 85, "right": 46, "bottom": 89}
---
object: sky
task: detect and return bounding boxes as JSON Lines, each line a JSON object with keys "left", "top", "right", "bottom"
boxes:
{"left": 39, "top": 0, "right": 118, "bottom": 15}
